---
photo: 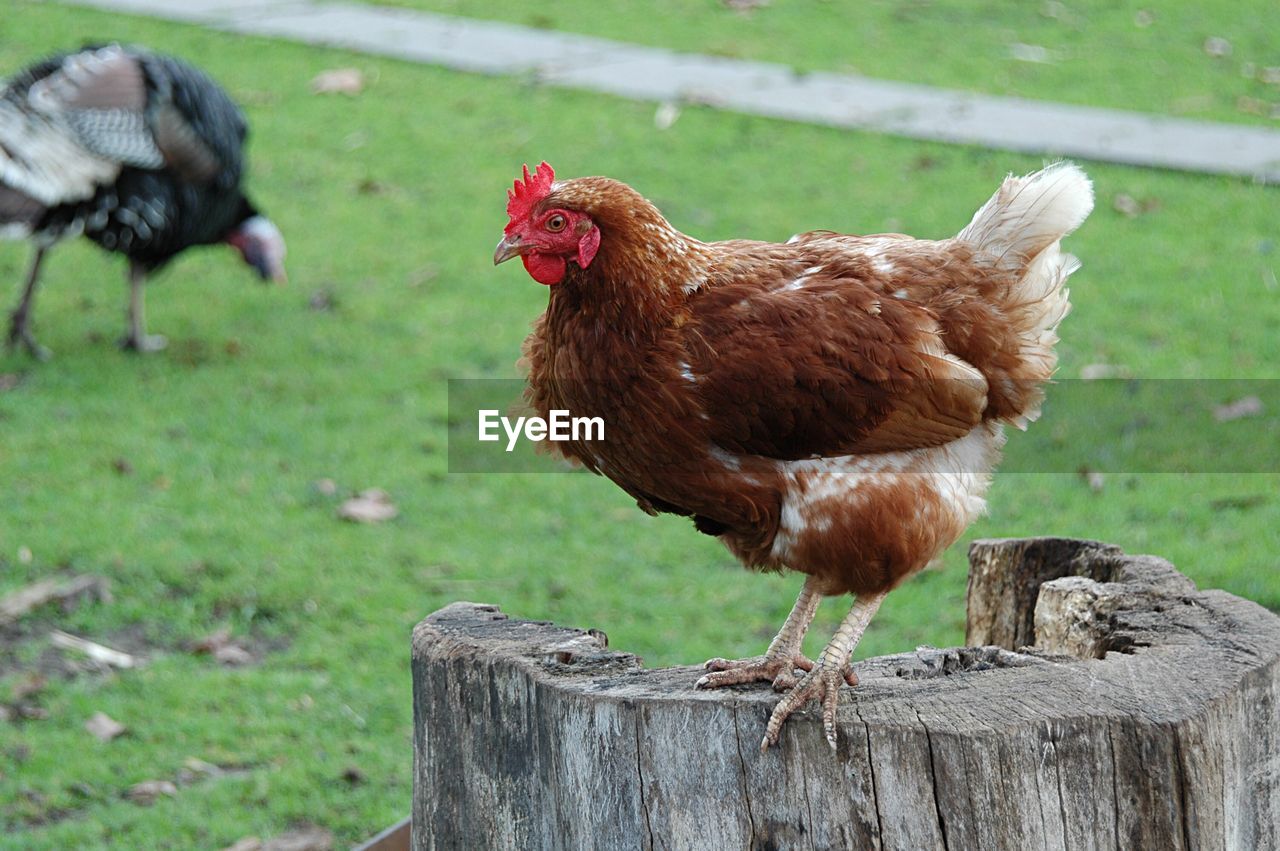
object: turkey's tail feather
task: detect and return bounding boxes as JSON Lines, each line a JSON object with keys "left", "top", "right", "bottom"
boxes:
{"left": 957, "top": 161, "right": 1094, "bottom": 428}
{"left": 0, "top": 95, "right": 118, "bottom": 222}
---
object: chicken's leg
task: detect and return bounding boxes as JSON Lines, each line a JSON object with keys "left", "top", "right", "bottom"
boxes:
{"left": 6, "top": 246, "right": 51, "bottom": 360}
{"left": 696, "top": 575, "right": 839, "bottom": 691}
{"left": 761, "top": 589, "right": 887, "bottom": 752}
{"left": 121, "top": 263, "right": 166, "bottom": 352}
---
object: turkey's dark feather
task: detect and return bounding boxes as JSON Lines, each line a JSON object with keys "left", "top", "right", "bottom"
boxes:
{"left": 4, "top": 44, "right": 259, "bottom": 267}
{"left": 137, "top": 52, "right": 246, "bottom": 186}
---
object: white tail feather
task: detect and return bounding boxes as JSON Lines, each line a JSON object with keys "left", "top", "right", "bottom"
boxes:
{"left": 959, "top": 161, "right": 1094, "bottom": 427}
{"left": 958, "top": 161, "right": 1093, "bottom": 266}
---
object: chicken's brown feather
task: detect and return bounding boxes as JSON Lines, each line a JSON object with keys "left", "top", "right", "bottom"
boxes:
{"left": 517, "top": 166, "right": 1091, "bottom": 595}
{"left": 684, "top": 254, "right": 990, "bottom": 460}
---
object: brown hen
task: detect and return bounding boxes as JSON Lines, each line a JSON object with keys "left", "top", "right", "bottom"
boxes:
{"left": 495, "top": 161, "right": 1093, "bottom": 750}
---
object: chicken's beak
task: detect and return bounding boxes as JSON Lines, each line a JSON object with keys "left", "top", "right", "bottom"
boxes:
{"left": 493, "top": 234, "right": 525, "bottom": 266}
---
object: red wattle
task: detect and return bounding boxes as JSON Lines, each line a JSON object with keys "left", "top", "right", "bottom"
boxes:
{"left": 523, "top": 253, "right": 567, "bottom": 285}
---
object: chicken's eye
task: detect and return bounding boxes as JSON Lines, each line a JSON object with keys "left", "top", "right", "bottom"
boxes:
{"left": 545, "top": 214, "right": 567, "bottom": 233}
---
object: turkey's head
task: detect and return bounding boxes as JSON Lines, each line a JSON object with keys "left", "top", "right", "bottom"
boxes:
{"left": 227, "top": 215, "right": 288, "bottom": 284}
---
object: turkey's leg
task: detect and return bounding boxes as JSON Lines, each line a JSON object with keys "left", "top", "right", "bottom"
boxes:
{"left": 121, "top": 263, "right": 166, "bottom": 352}
{"left": 761, "top": 589, "right": 887, "bottom": 752}
{"left": 696, "top": 575, "right": 837, "bottom": 691}
{"left": 6, "top": 246, "right": 50, "bottom": 360}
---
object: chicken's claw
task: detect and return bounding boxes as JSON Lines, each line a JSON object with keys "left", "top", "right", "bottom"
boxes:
{"left": 696, "top": 653, "right": 814, "bottom": 691}
{"left": 760, "top": 663, "right": 860, "bottom": 752}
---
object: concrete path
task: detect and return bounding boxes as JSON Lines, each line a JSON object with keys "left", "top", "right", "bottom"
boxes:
{"left": 64, "top": 0, "right": 1280, "bottom": 182}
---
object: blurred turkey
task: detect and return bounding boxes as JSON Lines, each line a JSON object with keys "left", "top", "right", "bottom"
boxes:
{"left": 0, "top": 44, "right": 285, "bottom": 357}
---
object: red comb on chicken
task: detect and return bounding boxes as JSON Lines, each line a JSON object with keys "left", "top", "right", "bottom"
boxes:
{"left": 496, "top": 162, "right": 601, "bottom": 285}
{"left": 495, "top": 161, "right": 1094, "bottom": 751}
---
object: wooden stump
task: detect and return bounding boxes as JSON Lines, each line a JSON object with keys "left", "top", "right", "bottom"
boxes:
{"left": 411, "top": 538, "right": 1280, "bottom": 850}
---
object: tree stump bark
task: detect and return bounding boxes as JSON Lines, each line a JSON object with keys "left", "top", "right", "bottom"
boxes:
{"left": 411, "top": 538, "right": 1280, "bottom": 850}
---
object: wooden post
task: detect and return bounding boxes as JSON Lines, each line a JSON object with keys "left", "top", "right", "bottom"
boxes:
{"left": 411, "top": 538, "right": 1280, "bottom": 850}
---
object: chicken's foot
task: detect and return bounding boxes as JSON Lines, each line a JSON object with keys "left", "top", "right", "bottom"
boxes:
{"left": 696, "top": 575, "right": 835, "bottom": 692}
{"left": 6, "top": 247, "right": 51, "bottom": 360}
{"left": 761, "top": 589, "right": 887, "bottom": 752}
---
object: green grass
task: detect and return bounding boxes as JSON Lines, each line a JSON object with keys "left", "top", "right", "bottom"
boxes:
{"left": 366, "top": 0, "right": 1280, "bottom": 126}
{"left": 2, "top": 1, "right": 1279, "bottom": 848}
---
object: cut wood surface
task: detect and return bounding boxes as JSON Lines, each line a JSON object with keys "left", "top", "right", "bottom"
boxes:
{"left": 411, "top": 538, "right": 1280, "bottom": 850}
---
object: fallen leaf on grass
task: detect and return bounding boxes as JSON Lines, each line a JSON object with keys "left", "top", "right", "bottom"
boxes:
{"left": 1113, "top": 193, "right": 1140, "bottom": 217}
{"left": 214, "top": 644, "right": 254, "bottom": 666}
{"left": 85, "top": 711, "right": 127, "bottom": 742}
{"left": 1077, "top": 467, "right": 1106, "bottom": 493}
{"left": 1213, "top": 396, "right": 1263, "bottom": 422}
{"left": 310, "top": 68, "right": 365, "bottom": 95}
{"left": 262, "top": 827, "right": 334, "bottom": 851}
{"left": 654, "top": 101, "right": 681, "bottom": 130}
{"left": 194, "top": 627, "right": 232, "bottom": 653}
{"left": 338, "top": 489, "right": 398, "bottom": 523}
{"left": 193, "top": 628, "right": 254, "bottom": 666}
{"left": 1203, "top": 37, "right": 1232, "bottom": 58}
{"left": 0, "top": 373, "right": 22, "bottom": 392}
{"left": 126, "top": 779, "right": 177, "bottom": 805}
{"left": 11, "top": 673, "right": 46, "bottom": 703}
{"left": 223, "top": 840, "right": 263, "bottom": 851}
{"left": 308, "top": 288, "right": 337, "bottom": 312}
{"left": 1112, "top": 193, "right": 1162, "bottom": 218}
{"left": 178, "top": 757, "right": 222, "bottom": 783}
